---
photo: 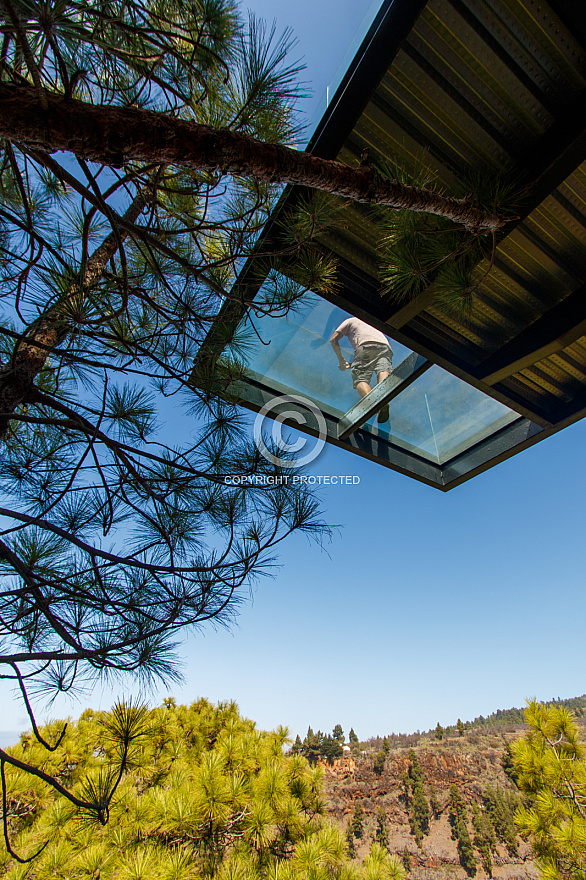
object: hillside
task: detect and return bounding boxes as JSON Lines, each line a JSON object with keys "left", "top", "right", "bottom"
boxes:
{"left": 320, "top": 701, "right": 586, "bottom": 880}
{"left": 323, "top": 731, "right": 535, "bottom": 880}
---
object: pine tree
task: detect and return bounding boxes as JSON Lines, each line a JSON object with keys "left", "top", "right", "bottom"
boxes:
{"left": 482, "top": 787, "right": 519, "bottom": 857}
{"left": 349, "top": 728, "right": 359, "bottom": 744}
{"left": 407, "top": 750, "right": 424, "bottom": 785}
{"left": 351, "top": 804, "right": 364, "bottom": 840}
{"left": 302, "top": 727, "right": 324, "bottom": 766}
{"left": 320, "top": 734, "right": 343, "bottom": 765}
{"left": 291, "top": 735, "right": 303, "bottom": 755}
{"left": 434, "top": 723, "right": 444, "bottom": 741}
{"left": 513, "top": 701, "right": 586, "bottom": 880}
{"left": 0, "top": 698, "right": 409, "bottom": 880}
{"left": 346, "top": 822, "right": 356, "bottom": 858}
{"left": 374, "top": 808, "right": 389, "bottom": 849}
{"left": 472, "top": 803, "right": 495, "bottom": 877}
{"left": 501, "top": 741, "right": 518, "bottom": 786}
{"left": 362, "top": 844, "right": 406, "bottom": 880}
{"left": 0, "top": 0, "right": 333, "bottom": 831}
{"left": 406, "top": 751, "right": 430, "bottom": 847}
{"left": 409, "top": 782, "right": 431, "bottom": 848}
{"left": 449, "top": 785, "right": 468, "bottom": 831}
{"left": 455, "top": 818, "right": 477, "bottom": 877}
{"left": 449, "top": 786, "right": 476, "bottom": 877}
{"left": 373, "top": 751, "right": 386, "bottom": 776}
{"left": 333, "top": 725, "right": 344, "bottom": 743}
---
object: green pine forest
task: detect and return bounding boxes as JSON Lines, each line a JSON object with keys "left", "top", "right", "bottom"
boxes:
{"left": 0, "top": 699, "right": 404, "bottom": 880}
{"left": 3, "top": 695, "right": 586, "bottom": 880}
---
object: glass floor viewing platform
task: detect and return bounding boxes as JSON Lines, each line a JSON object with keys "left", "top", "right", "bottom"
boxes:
{"left": 213, "top": 282, "right": 543, "bottom": 490}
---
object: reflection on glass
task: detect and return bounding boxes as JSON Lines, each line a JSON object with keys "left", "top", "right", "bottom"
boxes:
{"left": 303, "top": 0, "right": 385, "bottom": 146}
{"left": 238, "top": 288, "right": 520, "bottom": 465}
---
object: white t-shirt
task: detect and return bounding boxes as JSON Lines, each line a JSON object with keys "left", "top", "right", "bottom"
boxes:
{"left": 334, "top": 317, "right": 389, "bottom": 351}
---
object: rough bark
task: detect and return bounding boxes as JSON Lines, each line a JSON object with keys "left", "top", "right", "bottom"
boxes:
{"left": 0, "top": 82, "right": 510, "bottom": 232}
{"left": 0, "top": 190, "right": 146, "bottom": 438}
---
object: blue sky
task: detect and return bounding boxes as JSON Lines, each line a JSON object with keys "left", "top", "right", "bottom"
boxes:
{"left": 165, "top": 420, "right": 586, "bottom": 740}
{"left": 148, "top": 0, "right": 586, "bottom": 739}
{"left": 2, "top": 0, "right": 585, "bottom": 743}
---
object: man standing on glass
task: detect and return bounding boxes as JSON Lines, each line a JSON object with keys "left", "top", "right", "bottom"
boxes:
{"left": 330, "top": 316, "right": 393, "bottom": 423}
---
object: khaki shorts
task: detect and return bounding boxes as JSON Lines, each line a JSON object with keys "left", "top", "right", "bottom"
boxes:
{"left": 350, "top": 343, "right": 393, "bottom": 388}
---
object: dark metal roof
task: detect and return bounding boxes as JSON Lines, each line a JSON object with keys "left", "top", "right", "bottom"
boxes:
{"left": 316, "top": 0, "right": 586, "bottom": 430}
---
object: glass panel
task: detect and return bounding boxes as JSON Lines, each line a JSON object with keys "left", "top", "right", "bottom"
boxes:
{"left": 303, "top": 0, "right": 384, "bottom": 146}
{"left": 237, "top": 286, "right": 520, "bottom": 465}
{"left": 241, "top": 292, "right": 412, "bottom": 416}
{"left": 377, "top": 366, "right": 520, "bottom": 464}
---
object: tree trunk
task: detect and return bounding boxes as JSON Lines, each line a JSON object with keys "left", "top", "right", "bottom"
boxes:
{"left": 0, "top": 83, "right": 509, "bottom": 232}
{"left": 0, "top": 190, "right": 146, "bottom": 438}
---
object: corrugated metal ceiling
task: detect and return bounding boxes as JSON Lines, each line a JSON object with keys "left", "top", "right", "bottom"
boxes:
{"left": 319, "top": 0, "right": 586, "bottom": 424}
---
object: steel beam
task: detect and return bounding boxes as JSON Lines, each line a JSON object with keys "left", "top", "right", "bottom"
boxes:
{"left": 307, "top": 0, "right": 430, "bottom": 159}
{"left": 477, "top": 282, "right": 586, "bottom": 385}
{"left": 337, "top": 353, "right": 430, "bottom": 440}
{"left": 442, "top": 418, "right": 544, "bottom": 487}
{"left": 547, "top": 0, "right": 586, "bottom": 66}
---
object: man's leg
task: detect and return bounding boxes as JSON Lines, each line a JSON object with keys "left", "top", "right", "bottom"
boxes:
{"left": 351, "top": 347, "right": 392, "bottom": 421}
{"left": 376, "top": 371, "right": 390, "bottom": 423}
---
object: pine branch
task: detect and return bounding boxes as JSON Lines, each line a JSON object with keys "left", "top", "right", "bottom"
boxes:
{"left": 0, "top": 187, "right": 148, "bottom": 438}
{"left": 0, "top": 82, "right": 512, "bottom": 232}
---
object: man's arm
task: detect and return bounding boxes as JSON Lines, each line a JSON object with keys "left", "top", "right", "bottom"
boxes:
{"left": 330, "top": 330, "right": 350, "bottom": 371}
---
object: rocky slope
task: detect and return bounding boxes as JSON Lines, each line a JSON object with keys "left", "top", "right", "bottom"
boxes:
{"left": 323, "top": 732, "right": 537, "bottom": 880}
